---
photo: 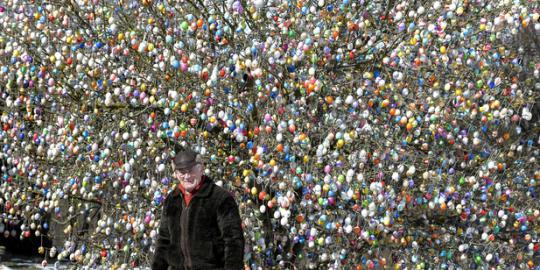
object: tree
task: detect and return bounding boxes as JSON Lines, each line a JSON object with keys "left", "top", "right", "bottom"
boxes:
{"left": 0, "top": 0, "right": 539, "bottom": 269}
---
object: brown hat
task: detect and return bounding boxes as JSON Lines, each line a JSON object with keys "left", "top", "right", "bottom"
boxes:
{"left": 172, "top": 149, "right": 199, "bottom": 170}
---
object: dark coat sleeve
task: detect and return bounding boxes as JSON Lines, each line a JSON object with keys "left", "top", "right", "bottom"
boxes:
{"left": 217, "top": 196, "right": 245, "bottom": 270}
{"left": 152, "top": 195, "right": 171, "bottom": 270}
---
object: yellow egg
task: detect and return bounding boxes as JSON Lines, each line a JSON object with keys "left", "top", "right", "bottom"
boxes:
{"left": 180, "top": 104, "right": 188, "bottom": 112}
{"left": 323, "top": 184, "right": 330, "bottom": 192}
{"left": 336, "top": 139, "right": 344, "bottom": 148}
{"left": 281, "top": 58, "right": 291, "bottom": 66}
{"left": 440, "top": 46, "right": 447, "bottom": 54}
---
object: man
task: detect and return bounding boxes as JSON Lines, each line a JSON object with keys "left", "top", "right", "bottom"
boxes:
{"left": 152, "top": 149, "right": 245, "bottom": 270}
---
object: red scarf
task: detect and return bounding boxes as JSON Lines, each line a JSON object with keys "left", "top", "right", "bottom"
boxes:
{"left": 177, "top": 175, "right": 206, "bottom": 206}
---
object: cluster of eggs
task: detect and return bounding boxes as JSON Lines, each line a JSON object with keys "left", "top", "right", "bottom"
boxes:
{"left": 0, "top": 0, "right": 539, "bottom": 269}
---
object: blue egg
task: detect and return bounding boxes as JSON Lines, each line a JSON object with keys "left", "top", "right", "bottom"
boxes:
{"left": 325, "top": 223, "right": 332, "bottom": 230}
{"left": 287, "top": 65, "right": 296, "bottom": 73}
{"left": 283, "top": 145, "right": 290, "bottom": 153}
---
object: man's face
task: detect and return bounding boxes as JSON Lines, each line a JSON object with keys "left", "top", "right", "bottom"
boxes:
{"left": 173, "top": 163, "right": 204, "bottom": 191}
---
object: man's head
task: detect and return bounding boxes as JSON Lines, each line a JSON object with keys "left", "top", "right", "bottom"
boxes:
{"left": 172, "top": 149, "right": 205, "bottom": 192}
